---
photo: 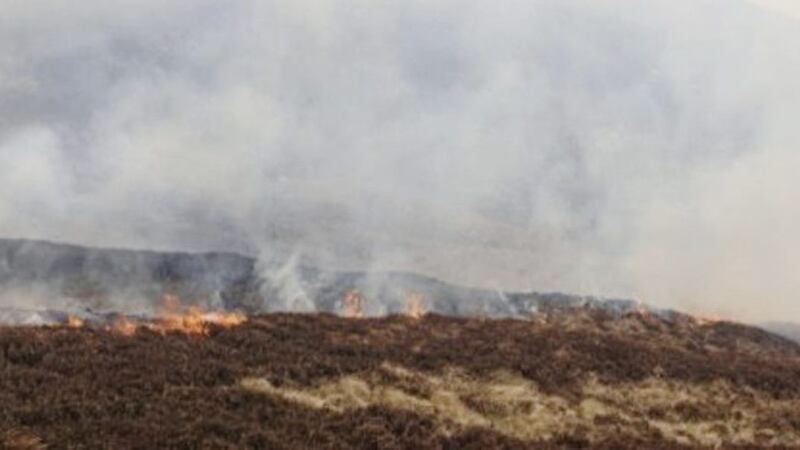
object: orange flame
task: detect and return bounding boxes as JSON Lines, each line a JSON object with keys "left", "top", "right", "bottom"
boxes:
{"left": 105, "top": 294, "right": 246, "bottom": 336}
{"left": 342, "top": 290, "right": 364, "bottom": 318}
{"left": 110, "top": 316, "right": 139, "bottom": 336}
{"left": 694, "top": 314, "right": 726, "bottom": 326}
{"left": 405, "top": 293, "right": 427, "bottom": 319}
{"left": 66, "top": 315, "right": 84, "bottom": 328}
{"left": 152, "top": 295, "right": 246, "bottom": 335}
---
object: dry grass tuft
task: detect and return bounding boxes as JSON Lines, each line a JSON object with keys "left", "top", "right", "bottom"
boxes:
{"left": 242, "top": 363, "right": 800, "bottom": 447}
{"left": 2, "top": 429, "right": 46, "bottom": 450}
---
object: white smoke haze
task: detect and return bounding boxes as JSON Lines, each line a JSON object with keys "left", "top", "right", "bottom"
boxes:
{"left": 0, "top": 0, "right": 798, "bottom": 322}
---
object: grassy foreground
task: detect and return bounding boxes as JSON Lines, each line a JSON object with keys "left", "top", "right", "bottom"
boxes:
{"left": 2, "top": 310, "right": 800, "bottom": 449}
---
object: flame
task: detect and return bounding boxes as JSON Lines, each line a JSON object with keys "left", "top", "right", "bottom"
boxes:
{"left": 405, "top": 293, "right": 427, "bottom": 319}
{"left": 66, "top": 315, "right": 84, "bottom": 328}
{"left": 110, "top": 316, "right": 139, "bottom": 336}
{"left": 157, "top": 305, "right": 210, "bottom": 335}
{"left": 152, "top": 295, "right": 246, "bottom": 335}
{"left": 342, "top": 290, "right": 364, "bottom": 318}
{"left": 105, "top": 294, "right": 246, "bottom": 336}
{"left": 694, "top": 314, "right": 726, "bottom": 326}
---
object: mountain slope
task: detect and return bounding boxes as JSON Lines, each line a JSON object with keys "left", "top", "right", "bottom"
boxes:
{"left": 761, "top": 322, "right": 800, "bottom": 344}
{"left": 2, "top": 310, "right": 800, "bottom": 449}
{"left": 0, "top": 238, "right": 654, "bottom": 320}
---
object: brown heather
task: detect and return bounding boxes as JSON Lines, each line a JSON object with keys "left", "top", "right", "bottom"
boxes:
{"left": 2, "top": 310, "right": 800, "bottom": 449}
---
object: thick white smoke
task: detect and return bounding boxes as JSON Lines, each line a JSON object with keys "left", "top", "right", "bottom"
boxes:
{"left": 0, "top": 0, "right": 798, "bottom": 321}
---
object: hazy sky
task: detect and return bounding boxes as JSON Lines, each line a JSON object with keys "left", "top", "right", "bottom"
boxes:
{"left": 747, "top": 0, "right": 800, "bottom": 19}
{"left": 1, "top": 0, "right": 798, "bottom": 321}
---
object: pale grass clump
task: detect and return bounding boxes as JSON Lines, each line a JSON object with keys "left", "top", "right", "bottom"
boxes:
{"left": 2, "top": 429, "right": 46, "bottom": 450}
{"left": 241, "top": 363, "right": 800, "bottom": 446}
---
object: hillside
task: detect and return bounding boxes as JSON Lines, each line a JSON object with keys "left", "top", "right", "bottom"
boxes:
{"left": 3, "top": 309, "right": 800, "bottom": 449}
{"left": 761, "top": 322, "right": 800, "bottom": 344}
{"left": 0, "top": 238, "right": 652, "bottom": 319}
{"left": 2, "top": 239, "right": 800, "bottom": 448}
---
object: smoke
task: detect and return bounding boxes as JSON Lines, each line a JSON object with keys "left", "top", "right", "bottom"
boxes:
{"left": 0, "top": 0, "right": 798, "bottom": 322}
{"left": 258, "top": 250, "right": 316, "bottom": 312}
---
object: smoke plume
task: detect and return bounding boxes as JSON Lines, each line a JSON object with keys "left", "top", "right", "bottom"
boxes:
{"left": 1, "top": 0, "right": 798, "bottom": 321}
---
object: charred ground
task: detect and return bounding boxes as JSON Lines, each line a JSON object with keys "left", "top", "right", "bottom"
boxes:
{"left": 2, "top": 310, "right": 800, "bottom": 449}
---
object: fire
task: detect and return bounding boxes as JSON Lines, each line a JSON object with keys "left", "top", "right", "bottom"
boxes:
{"left": 154, "top": 304, "right": 246, "bottom": 335}
{"left": 105, "top": 295, "right": 246, "bottom": 336}
{"left": 152, "top": 295, "right": 246, "bottom": 335}
{"left": 199, "top": 310, "right": 249, "bottom": 328}
{"left": 110, "top": 316, "right": 139, "bottom": 336}
{"left": 157, "top": 305, "right": 210, "bottom": 335}
{"left": 66, "top": 315, "right": 84, "bottom": 328}
{"left": 342, "top": 290, "right": 364, "bottom": 318}
{"left": 694, "top": 314, "right": 726, "bottom": 326}
{"left": 405, "top": 293, "right": 427, "bottom": 319}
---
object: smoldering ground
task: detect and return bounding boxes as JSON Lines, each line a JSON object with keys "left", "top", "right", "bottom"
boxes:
{"left": 0, "top": 0, "right": 799, "bottom": 322}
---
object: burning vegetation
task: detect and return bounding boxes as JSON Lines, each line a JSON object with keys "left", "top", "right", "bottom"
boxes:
{"left": 405, "top": 292, "right": 428, "bottom": 319}
{"left": 63, "top": 294, "right": 248, "bottom": 337}
{"left": 341, "top": 290, "right": 365, "bottom": 319}
{"left": 65, "top": 315, "right": 84, "bottom": 328}
{"left": 150, "top": 295, "right": 247, "bottom": 335}
{"left": 60, "top": 289, "right": 430, "bottom": 339}
{"left": 2, "top": 307, "right": 800, "bottom": 449}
